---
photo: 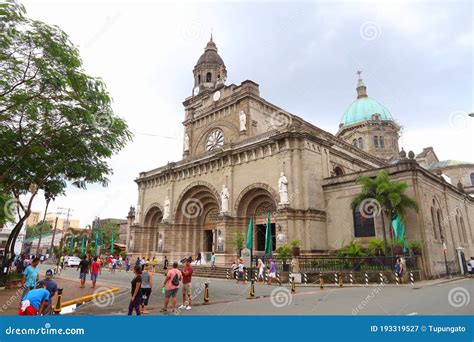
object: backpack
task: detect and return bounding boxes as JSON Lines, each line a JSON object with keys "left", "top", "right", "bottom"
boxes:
{"left": 171, "top": 272, "right": 180, "bottom": 286}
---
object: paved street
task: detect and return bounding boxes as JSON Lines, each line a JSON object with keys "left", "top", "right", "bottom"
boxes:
{"left": 46, "top": 265, "right": 473, "bottom": 316}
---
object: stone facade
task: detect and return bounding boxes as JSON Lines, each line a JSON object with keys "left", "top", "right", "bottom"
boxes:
{"left": 125, "top": 38, "right": 474, "bottom": 277}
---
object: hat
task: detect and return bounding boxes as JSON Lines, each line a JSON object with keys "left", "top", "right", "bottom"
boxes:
{"left": 45, "top": 269, "right": 53, "bottom": 278}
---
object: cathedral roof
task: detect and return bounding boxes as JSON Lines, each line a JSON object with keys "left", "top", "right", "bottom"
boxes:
{"left": 195, "top": 35, "right": 225, "bottom": 67}
{"left": 340, "top": 72, "right": 393, "bottom": 127}
{"left": 428, "top": 160, "right": 473, "bottom": 169}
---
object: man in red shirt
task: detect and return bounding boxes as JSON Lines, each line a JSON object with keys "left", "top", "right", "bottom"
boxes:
{"left": 90, "top": 256, "right": 101, "bottom": 288}
{"left": 178, "top": 258, "right": 193, "bottom": 310}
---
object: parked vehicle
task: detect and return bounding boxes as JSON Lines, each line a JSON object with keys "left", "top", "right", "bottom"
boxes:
{"left": 66, "top": 256, "right": 81, "bottom": 267}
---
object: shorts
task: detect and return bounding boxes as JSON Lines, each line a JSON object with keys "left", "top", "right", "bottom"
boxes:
{"left": 91, "top": 273, "right": 98, "bottom": 281}
{"left": 238, "top": 271, "right": 244, "bottom": 280}
{"left": 269, "top": 272, "right": 276, "bottom": 278}
{"left": 79, "top": 272, "right": 87, "bottom": 280}
{"left": 165, "top": 288, "right": 179, "bottom": 298}
{"left": 183, "top": 283, "right": 192, "bottom": 293}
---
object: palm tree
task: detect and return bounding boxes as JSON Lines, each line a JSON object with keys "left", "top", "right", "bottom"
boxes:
{"left": 351, "top": 170, "right": 419, "bottom": 256}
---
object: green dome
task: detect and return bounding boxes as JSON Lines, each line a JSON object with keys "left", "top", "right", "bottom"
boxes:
{"left": 341, "top": 96, "right": 393, "bottom": 126}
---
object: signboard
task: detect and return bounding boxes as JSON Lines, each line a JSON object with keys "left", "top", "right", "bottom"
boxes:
{"left": 241, "top": 248, "right": 251, "bottom": 268}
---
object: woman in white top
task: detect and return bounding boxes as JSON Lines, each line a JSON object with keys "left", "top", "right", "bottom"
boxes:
{"left": 257, "top": 259, "right": 265, "bottom": 282}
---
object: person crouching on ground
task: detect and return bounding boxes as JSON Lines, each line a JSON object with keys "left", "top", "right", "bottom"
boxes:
{"left": 161, "top": 261, "right": 182, "bottom": 313}
{"left": 128, "top": 265, "right": 142, "bottom": 315}
{"left": 40, "top": 270, "right": 57, "bottom": 315}
{"left": 18, "top": 282, "right": 50, "bottom": 315}
{"left": 140, "top": 264, "right": 153, "bottom": 314}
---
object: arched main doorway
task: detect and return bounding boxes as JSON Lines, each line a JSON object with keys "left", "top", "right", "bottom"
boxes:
{"left": 236, "top": 185, "right": 278, "bottom": 254}
{"left": 175, "top": 183, "right": 220, "bottom": 255}
{"left": 142, "top": 204, "right": 163, "bottom": 253}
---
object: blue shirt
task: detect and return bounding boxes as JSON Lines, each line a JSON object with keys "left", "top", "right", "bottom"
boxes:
{"left": 23, "top": 265, "right": 39, "bottom": 288}
{"left": 23, "top": 288, "right": 50, "bottom": 310}
{"left": 41, "top": 279, "right": 58, "bottom": 300}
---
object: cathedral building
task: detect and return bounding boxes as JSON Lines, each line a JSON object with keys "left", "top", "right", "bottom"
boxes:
{"left": 125, "top": 37, "right": 474, "bottom": 278}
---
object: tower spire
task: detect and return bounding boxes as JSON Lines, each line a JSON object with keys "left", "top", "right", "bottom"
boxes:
{"left": 356, "top": 70, "right": 367, "bottom": 99}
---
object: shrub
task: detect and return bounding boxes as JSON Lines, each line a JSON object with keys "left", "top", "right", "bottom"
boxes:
{"left": 337, "top": 241, "right": 366, "bottom": 258}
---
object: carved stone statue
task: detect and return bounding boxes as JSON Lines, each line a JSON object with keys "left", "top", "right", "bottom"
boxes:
{"left": 220, "top": 184, "right": 230, "bottom": 214}
{"left": 278, "top": 172, "right": 289, "bottom": 205}
{"left": 239, "top": 110, "right": 247, "bottom": 132}
{"left": 183, "top": 133, "right": 190, "bottom": 152}
{"left": 162, "top": 196, "right": 170, "bottom": 222}
{"left": 134, "top": 192, "right": 142, "bottom": 224}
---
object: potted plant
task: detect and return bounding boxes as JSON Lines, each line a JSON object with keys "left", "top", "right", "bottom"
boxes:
{"left": 367, "top": 238, "right": 385, "bottom": 256}
{"left": 231, "top": 231, "right": 244, "bottom": 258}
{"left": 276, "top": 244, "right": 292, "bottom": 272}
{"left": 337, "top": 241, "right": 366, "bottom": 271}
{"left": 409, "top": 240, "right": 422, "bottom": 256}
{"left": 290, "top": 239, "right": 301, "bottom": 256}
{"left": 390, "top": 239, "right": 404, "bottom": 255}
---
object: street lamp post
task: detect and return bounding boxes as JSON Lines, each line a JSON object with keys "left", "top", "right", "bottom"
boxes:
{"left": 36, "top": 198, "right": 51, "bottom": 256}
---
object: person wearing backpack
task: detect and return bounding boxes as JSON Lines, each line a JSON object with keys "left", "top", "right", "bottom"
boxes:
{"left": 161, "top": 261, "right": 182, "bottom": 313}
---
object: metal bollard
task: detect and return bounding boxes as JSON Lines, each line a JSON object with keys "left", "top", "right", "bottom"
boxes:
{"left": 249, "top": 280, "right": 256, "bottom": 298}
{"left": 395, "top": 272, "right": 399, "bottom": 285}
{"left": 338, "top": 272, "right": 343, "bottom": 287}
{"left": 226, "top": 269, "right": 229, "bottom": 280}
{"left": 203, "top": 282, "right": 210, "bottom": 304}
{"left": 409, "top": 271, "right": 414, "bottom": 286}
{"left": 264, "top": 271, "right": 268, "bottom": 283}
{"left": 303, "top": 273, "right": 308, "bottom": 285}
{"left": 53, "top": 288, "right": 63, "bottom": 314}
{"left": 254, "top": 270, "right": 258, "bottom": 282}
{"left": 334, "top": 273, "right": 338, "bottom": 286}
{"left": 245, "top": 270, "right": 248, "bottom": 282}
{"left": 276, "top": 272, "right": 281, "bottom": 286}
{"left": 291, "top": 276, "right": 296, "bottom": 294}
{"left": 379, "top": 272, "right": 384, "bottom": 285}
{"left": 349, "top": 272, "right": 354, "bottom": 286}
{"left": 365, "top": 272, "right": 369, "bottom": 286}
{"left": 319, "top": 272, "right": 324, "bottom": 289}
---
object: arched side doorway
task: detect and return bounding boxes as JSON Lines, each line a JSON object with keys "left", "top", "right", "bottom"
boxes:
{"left": 236, "top": 185, "right": 278, "bottom": 254}
{"left": 175, "top": 184, "right": 220, "bottom": 255}
{"left": 141, "top": 204, "right": 163, "bottom": 254}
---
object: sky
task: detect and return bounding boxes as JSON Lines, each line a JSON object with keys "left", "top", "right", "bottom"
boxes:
{"left": 18, "top": 0, "right": 473, "bottom": 227}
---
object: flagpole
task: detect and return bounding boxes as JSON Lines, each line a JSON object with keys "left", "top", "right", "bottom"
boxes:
{"left": 250, "top": 215, "right": 253, "bottom": 282}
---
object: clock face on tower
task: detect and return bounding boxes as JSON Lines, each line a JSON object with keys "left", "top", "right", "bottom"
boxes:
{"left": 213, "top": 90, "right": 221, "bottom": 101}
{"left": 206, "top": 129, "right": 224, "bottom": 151}
{"left": 193, "top": 86, "right": 200, "bottom": 96}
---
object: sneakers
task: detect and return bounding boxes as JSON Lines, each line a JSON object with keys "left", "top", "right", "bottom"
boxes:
{"left": 186, "top": 306, "right": 192, "bottom": 310}
{"left": 178, "top": 305, "right": 186, "bottom": 309}
{"left": 160, "top": 308, "right": 168, "bottom": 313}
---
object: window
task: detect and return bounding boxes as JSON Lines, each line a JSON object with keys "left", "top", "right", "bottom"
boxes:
{"left": 198, "top": 74, "right": 201, "bottom": 84}
{"left": 436, "top": 209, "right": 444, "bottom": 240}
{"left": 353, "top": 139, "right": 358, "bottom": 147}
{"left": 334, "top": 166, "right": 344, "bottom": 176}
{"left": 460, "top": 216, "right": 468, "bottom": 243}
{"left": 206, "top": 72, "right": 212, "bottom": 82}
{"left": 379, "top": 136, "right": 384, "bottom": 148}
{"left": 353, "top": 207, "right": 375, "bottom": 237}
{"left": 431, "top": 207, "right": 438, "bottom": 240}
{"left": 358, "top": 137, "right": 364, "bottom": 149}
{"left": 373, "top": 136, "right": 379, "bottom": 148}
{"left": 471, "top": 173, "right": 474, "bottom": 186}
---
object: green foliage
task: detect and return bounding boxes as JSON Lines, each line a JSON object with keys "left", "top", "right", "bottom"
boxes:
{"left": 389, "top": 239, "right": 404, "bottom": 248}
{"left": 290, "top": 239, "right": 300, "bottom": 247}
{"left": 25, "top": 222, "right": 52, "bottom": 239}
{"left": 367, "top": 238, "right": 385, "bottom": 256}
{"left": 0, "top": 0, "right": 132, "bottom": 263}
{"left": 230, "top": 231, "right": 244, "bottom": 253}
{"left": 337, "top": 241, "right": 366, "bottom": 258}
{"left": 119, "top": 250, "right": 127, "bottom": 258}
{"left": 408, "top": 240, "right": 422, "bottom": 254}
{"left": 275, "top": 244, "right": 292, "bottom": 259}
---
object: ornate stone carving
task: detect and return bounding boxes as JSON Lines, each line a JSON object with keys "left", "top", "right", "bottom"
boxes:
{"left": 278, "top": 172, "right": 289, "bottom": 205}
{"left": 239, "top": 110, "right": 247, "bottom": 131}
{"left": 162, "top": 196, "right": 171, "bottom": 222}
{"left": 183, "top": 133, "right": 190, "bottom": 152}
{"left": 220, "top": 184, "right": 230, "bottom": 214}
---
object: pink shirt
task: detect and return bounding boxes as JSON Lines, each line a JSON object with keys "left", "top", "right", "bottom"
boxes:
{"left": 165, "top": 268, "right": 182, "bottom": 291}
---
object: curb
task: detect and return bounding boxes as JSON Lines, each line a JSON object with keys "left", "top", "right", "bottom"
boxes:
{"left": 60, "top": 287, "right": 120, "bottom": 308}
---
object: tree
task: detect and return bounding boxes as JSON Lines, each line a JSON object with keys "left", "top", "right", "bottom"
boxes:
{"left": 351, "top": 170, "right": 419, "bottom": 256}
{"left": 25, "top": 221, "right": 52, "bottom": 239}
{"left": 229, "top": 231, "right": 243, "bottom": 257}
{"left": 0, "top": 1, "right": 132, "bottom": 279}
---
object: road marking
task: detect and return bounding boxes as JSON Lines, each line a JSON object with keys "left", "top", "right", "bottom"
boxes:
{"left": 407, "top": 312, "right": 418, "bottom": 316}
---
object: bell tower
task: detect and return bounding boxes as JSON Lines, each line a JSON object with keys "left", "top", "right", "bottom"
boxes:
{"left": 191, "top": 34, "right": 227, "bottom": 96}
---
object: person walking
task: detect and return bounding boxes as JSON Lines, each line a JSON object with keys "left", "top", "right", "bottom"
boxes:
{"left": 237, "top": 259, "right": 245, "bottom": 284}
{"left": 161, "top": 261, "right": 182, "bottom": 313}
{"left": 90, "top": 256, "right": 101, "bottom": 288}
{"left": 39, "top": 270, "right": 57, "bottom": 315}
{"left": 195, "top": 252, "right": 202, "bottom": 265}
{"left": 231, "top": 260, "right": 238, "bottom": 280}
{"left": 268, "top": 259, "right": 277, "bottom": 284}
{"left": 21, "top": 257, "right": 40, "bottom": 298}
{"left": 135, "top": 257, "right": 141, "bottom": 269}
{"left": 151, "top": 257, "right": 157, "bottom": 272}
{"left": 128, "top": 265, "right": 142, "bottom": 316}
{"left": 179, "top": 258, "right": 193, "bottom": 310}
{"left": 77, "top": 255, "right": 90, "bottom": 288}
{"left": 257, "top": 259, "right": 265, "bottom": 282}
{"left": 163, "top": 256, "right": 169, "bottom": 271}
{"left": 125, "top": 257, "right": 130, "bottom": 272}
{"left": 18, "top": 282, "right": 50, "bottom": 316}
{"left": 140, "top": 264, "right": 153, "bottom": 314}
{"left": 211, "top": 252, "right": 216, "bottom": 270}
{"left": 467, "top": 257, "right": 474, "bottom": 277}
{"left": 395, "top": 258, "right": 403, "bottom": 283}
